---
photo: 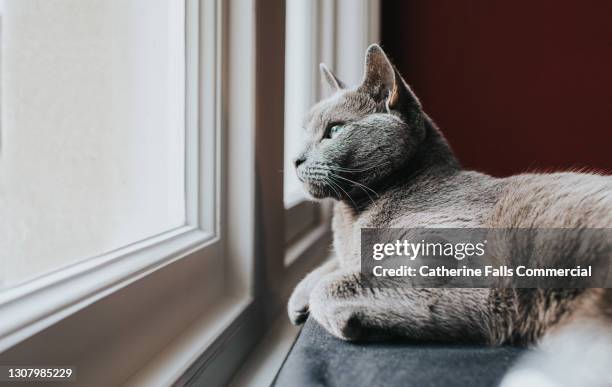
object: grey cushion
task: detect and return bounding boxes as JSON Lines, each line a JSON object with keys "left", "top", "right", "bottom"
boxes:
{"left": 273, "top": 318, "right": 525, "bottom": 387}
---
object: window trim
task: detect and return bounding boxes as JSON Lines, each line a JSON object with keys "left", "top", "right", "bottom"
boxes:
{"left": 0, "top": 226, "right": 207, "bottom": 351}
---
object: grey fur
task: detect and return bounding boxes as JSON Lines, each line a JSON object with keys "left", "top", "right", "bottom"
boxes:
{"left": 288, "top": 44, "right": 612, "bottom": 361}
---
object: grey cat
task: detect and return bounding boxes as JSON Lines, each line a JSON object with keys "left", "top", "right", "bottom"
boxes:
{"left": 288, "top": 44, "right": 612, "bottom": 386}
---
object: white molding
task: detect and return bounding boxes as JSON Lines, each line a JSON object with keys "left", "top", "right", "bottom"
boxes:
{"left": 198, "top": 0, "right": 223, "bottom": 237}
{"left": 125, "top": 297, "right": 253, "bottom": 387}
{"left": 223, "top": 0, "right": 256, "bottom": 296}
{"left": 0, "top": 227, "right": 216, "bottom": 352}
{"left": 167, "top": 0, "right": 188, "bottom": 226}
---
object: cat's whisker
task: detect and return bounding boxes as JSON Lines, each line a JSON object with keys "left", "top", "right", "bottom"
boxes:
{"left": 329, "top": 167, "right": 369, "bottom": 172}
{"left": 326, "top": 176, "right": 359, "bottom": 209}
{"left": 329, "top": 172, "right": 380, "bottom": 199}
{"left": 329, "top": 172, "right": 379, "bottom": 207}
{"left": 328, "top": 174, "right": 375, "bottom": 208}
{"left": 330, "top": 176, "right": 376, "bottom": 208}
{"left": 322, "top": 177, "right": 343, "bottom": 202}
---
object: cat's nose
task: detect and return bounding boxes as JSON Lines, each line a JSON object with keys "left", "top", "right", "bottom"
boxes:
{"left": 294, "top": 157, "right": 306, "bottom": 168}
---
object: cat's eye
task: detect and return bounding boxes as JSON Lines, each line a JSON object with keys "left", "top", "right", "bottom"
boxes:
{"left": 327, "top": 124, "right": 344, "bottom": 139}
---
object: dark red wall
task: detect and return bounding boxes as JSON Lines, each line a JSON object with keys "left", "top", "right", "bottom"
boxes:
{"left": 382, "top": 0, "right": 612, "bottom": 176}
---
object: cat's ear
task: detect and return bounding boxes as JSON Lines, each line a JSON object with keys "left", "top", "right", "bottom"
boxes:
{"left": 360, "top": 44, "right": 420, "bottom": 113}
{"left": 320, "top": 63, "right": 345, "bottom": 92}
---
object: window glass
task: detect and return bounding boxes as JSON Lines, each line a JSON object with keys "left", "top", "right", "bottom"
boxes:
{"left": 0, "top": 0, "right": 185, "bottom": 288}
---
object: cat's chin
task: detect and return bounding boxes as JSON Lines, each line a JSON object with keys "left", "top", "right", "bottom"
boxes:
{"left": 302, "top": 182, "right": 334, "bottom": 201}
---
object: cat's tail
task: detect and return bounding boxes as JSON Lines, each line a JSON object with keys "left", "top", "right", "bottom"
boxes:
{"left": 500, "top": 319, "right": 612, "bottom": 387}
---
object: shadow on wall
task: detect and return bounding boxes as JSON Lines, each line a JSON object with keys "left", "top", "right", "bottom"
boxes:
{"left": 382, "top": 0, "right": 612, "bottom": 177}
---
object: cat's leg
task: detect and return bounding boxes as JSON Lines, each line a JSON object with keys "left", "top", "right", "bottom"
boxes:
{"left": 288, "top": 258, "right": 339, "bottom": 324}
{"left": 308, "top": 268, "right": 494, "bottom": 341}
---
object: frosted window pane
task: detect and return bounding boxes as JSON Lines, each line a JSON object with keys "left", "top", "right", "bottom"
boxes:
{"left": 0, "top": 0, "right": 186, "bottom": 288}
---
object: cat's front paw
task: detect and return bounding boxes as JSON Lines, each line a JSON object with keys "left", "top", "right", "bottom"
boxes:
{"left": 308, "top": 273, "right": 365, "bottom": 341}
{"left": 287, "top": 281, "right": 311, "bottom": 325}
{"left": 310, "top": 303, "right": 364, "bottom": 341}
{"left": 287, "top": 259, "right": 340, "bottom": 325}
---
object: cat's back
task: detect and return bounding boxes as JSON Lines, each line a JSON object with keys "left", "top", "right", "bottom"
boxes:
{"left": 332, "top": 170, "right": 611, "bottom": 266}
{"left": 361, "top": 169, "right": 612, "bottom": 229}
{"left": 488, "top": 171, "right": 612, "bottom": 228}
{"left": 366, "top": 170, "right": 504, "bottom": 228}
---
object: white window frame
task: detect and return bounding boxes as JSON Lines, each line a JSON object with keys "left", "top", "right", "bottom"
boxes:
{"left": 0, "top": 1, "right": 380, "bottom": 386}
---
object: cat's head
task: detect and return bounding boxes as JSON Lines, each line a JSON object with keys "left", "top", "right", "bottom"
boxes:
{"left": 294, "top": 44, "right": 427, "bottom": 201}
